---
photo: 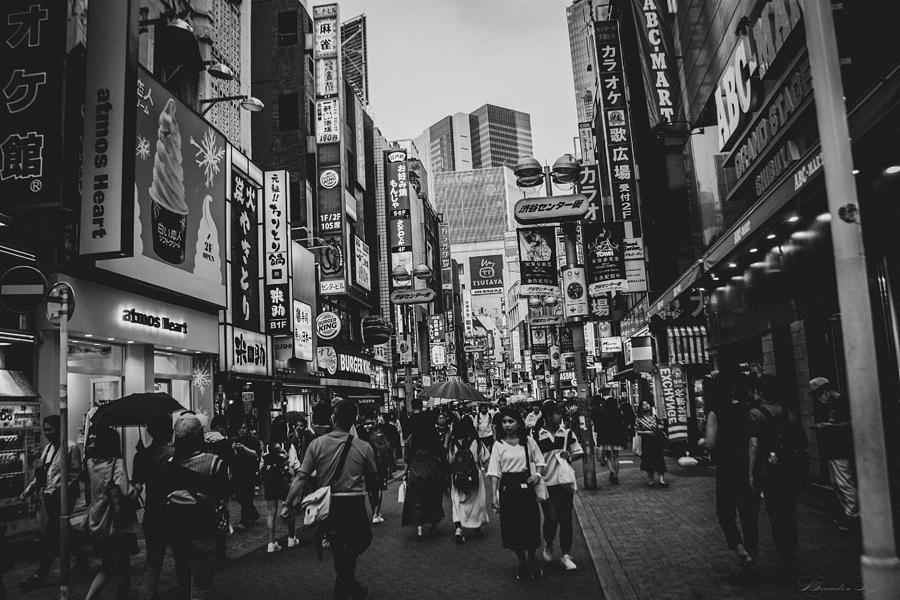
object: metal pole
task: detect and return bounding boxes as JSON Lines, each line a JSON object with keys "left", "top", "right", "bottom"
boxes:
{"left": 803, "top": 2, "right": 900, "bottom": 597}
{"left": 563, "top": 223, "right": 597, "bottom": 490}
{"left": 57, "top": 288, "right": 70, "bottom": 600}
{"left": 404, "top": 305, "right": 414, "bottom": 414}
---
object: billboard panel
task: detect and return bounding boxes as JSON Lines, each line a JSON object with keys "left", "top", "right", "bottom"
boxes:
{"left": 469, "top": 255, "right": 503, "bottom": 296}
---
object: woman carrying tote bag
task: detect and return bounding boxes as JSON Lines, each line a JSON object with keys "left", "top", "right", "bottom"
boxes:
{"left": 487, "top": 407, "right": 546, "bottom": 581}
{"left": 85, "top": 427, "right": 140, "bottom": 600}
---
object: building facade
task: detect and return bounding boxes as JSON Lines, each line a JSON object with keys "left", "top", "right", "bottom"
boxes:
{"left": 469, "top": 104, "right": 533, "bottom": 169}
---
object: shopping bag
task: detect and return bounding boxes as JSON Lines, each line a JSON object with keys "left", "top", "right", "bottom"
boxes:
{"left": 397, "top": 481, "right": 406, "bottom": 504}
{"left": 556, "top": 433, "right": 577, "bottom": 490}
{"left": 633, "top": 433, "right": 643, "bottom": 457}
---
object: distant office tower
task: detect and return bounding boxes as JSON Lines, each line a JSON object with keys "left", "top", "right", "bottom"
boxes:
{"left": 418, "top": 113, "right": 473, "bottom": 174}
{"left": 342, "top": 14, "right": 369, "bottom": 103}
{"left": 468, "top": 104, "right": 533, "bottom": 169}
{"left": 433, "top": 167, "right": 521, "bottom": 244}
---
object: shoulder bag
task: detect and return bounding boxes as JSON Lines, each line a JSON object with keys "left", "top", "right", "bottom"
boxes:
{"left": 556, "top": 430, "right": 578, "bottom": 490}
{"left": 300, "top": 435, "right": 354, "bottom": 526}
{"left": 524, "top": 438, "right": 549, "bottom": 503}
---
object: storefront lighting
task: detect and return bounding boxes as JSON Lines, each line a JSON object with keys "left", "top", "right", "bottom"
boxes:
{"left": 107, "top": 337, "right": 115, "bottom": 341}
{"left": 816, "top": 212, "right": 832, "bottom": 222}
{"left": 791, "top": 231, "right": 816, "bottom": 241}
{"left": 84, "top": 333, "right": 93, "bottom": 338}
{"left": 883, "top": 165, "right": 900, "bottom": 175}
{"left": 165, "top": 346, "right": 173, "bottom": 350}
{"left": 728, "top": 262, "right": 738, "bottom": 269}
{"left": 749, "top": 248, "right": 758, "bottom": 254}
{"left": 766, "top": 233, "right": 776, "bottom": 240}
{"left": 127, "top": 341, "right": 134, "bottom": 344}
{"left": 852, "top": 169, "right": 860, "bottom": 175}
{"left": 788, "top": 215, "right": 800, "bottom": 223}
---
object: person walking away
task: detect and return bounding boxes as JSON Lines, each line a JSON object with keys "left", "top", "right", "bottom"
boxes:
{"left": 283, "top": 397, "right": 377, "bottom": 600}
{"left": 401, "top": 415, "right": 446, "bottom": 540}
{"left": 589, "top": 397, "right": 606, "bottom": 464}
{"left": 231, "top": 420, "right": 260, "bottom": 530}
{"left": 488, "top": 406, "right": 546, "bottom": 581}
{"left": 359, "top": 416, "right": 392, "bottom": 524}
{"left": 375, "top": 414, "right": 401, "bottom": 468}
{"left": 474, "top": 404, "right": 495, "bottom": 452}
{"left": 619, "top": 398, "right": 636, "bottom": 450}
{"left": 165, "top": 413, "right": 231, "bottom": 600}
{"left": 84, "top": 427, "right": 140, "bottom": 600}
{"left": 261, "top": 442, "right": 292, "bottom": 553}
{"left": 636, "top": 401, "right": 669, "bottom": 487}
{"left": 133, "top": 414, "right": 179, "bottom": 599}
{"left": 809, "top": 377, "right": 859, "bottom": 530}
{"left": 19, "top": 415, "right": 89, "bottom": 590}
{"left": 747, "top": 375, "right": 807, "bottom": 582}
{"left": 701, "top": 372, "right": 759, "bottom": 572}
{"left": 204, "top": 417, "right": 236, "bottom": 560}
{"left": 595, "top": 396, "right": 627, "bottom": 483}
{"left": 447, "top": 416, "right": 490, "bottom": 544}
{"left": 534, "top": 401, "right": 583, "bottom": 571}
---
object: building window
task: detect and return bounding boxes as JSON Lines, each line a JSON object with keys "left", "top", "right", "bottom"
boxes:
{"left": 278, "top": 93, "right": 299, "bottom": 131}
{"left": 277, "top": 11, "right": 298, "bottom": 46}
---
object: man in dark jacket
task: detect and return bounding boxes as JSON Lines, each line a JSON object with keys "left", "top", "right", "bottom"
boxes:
{"left": 810, "top": 377, "right": 858, "bottom": 530}
{"left": 134, "top": 414, "right": 177, "bottom": 600}
{"left": 231, "top": 420, "right": 260, "bottom": 529}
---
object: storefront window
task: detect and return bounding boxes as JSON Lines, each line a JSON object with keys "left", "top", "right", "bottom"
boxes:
{"left": 67, "top": 340, "right": 124, "bottom": 447}
{"left": 154, "top": 351, "right": 192, "bottom": 410}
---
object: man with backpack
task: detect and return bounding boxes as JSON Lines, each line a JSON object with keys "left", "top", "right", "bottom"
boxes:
{"left": 747, "top": 375, "right": 807, "bottom": 581}
{"left": 165, "top": 413, "right": 231, "bottom": 599}
{"left": 283, "top": 397, "right": 378, "bottom": 600}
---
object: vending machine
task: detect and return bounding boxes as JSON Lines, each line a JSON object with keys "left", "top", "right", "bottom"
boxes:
{"left": 0, "top": 400, "right": 42, "bottom": 537}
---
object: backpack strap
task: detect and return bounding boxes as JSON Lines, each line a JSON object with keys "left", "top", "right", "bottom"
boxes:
{"left": 329, "top": 435, "right": 354, "bottom": 490}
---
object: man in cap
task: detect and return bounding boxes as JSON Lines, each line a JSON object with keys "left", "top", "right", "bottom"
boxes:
{"left": 166, "top": 412, "right": 231, "bottom": 599}
{"left": 809, "top": 377, "right": 859, "bottom": 530}
{"left": 283, "top": 397, "right": 378, "bottom": 600}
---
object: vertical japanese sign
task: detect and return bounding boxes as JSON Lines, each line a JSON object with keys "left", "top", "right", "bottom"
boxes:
{"left": 630, "top": 0, "right": 680, "bottom": 128}
{"left": 438, "top": 223, "right": 451, "bottom": 269}
{"left": 578, "top": 122, "right": 596, "bottom": 165}
{"left": 428, "top": 315, "right": 445, "bottom": 343}
{"left": 1, "top": 0, "right": 67, "bottom": 209}
{"left": 264, "top": 171, "right": 292, "bottom": 335}
{"left": 583, "top": 220, "right": 627, "bottom": 294}
{"left": 657, "top": 364, "right": 688, "bottom": 441}
{"left": 314, "top": 3, "right": 346, "bottom": 296}
{"left": 230, "top": 168, "right": 261, "bottom": 331}
{"left": 385, "top": 149, "right": 413, "bottom": 281}
{"left": 517, "top": 226, "right": 559, "bottom": 296}
{"left": 293, "top": 300, "right": 313, "bottom": 361}
{"left": 594, "top": 20, "right": 638, "bottom": 222}
{"left": 79, "top": 0, "right": 139, "bottom": 256}
{"left": 353, "top": 236, "right": 371, "bottom": 291}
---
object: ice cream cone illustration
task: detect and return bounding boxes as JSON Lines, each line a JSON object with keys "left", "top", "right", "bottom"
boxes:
{"left": 149, "top": 99, "right": 189, "bottom": 264}
{"left": 192, "top": 194, "right": 222, "bottom": 281}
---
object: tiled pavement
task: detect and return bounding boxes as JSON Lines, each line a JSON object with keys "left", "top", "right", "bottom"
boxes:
{"left": 574, "top": 451, "right": 864, "bottom": 600}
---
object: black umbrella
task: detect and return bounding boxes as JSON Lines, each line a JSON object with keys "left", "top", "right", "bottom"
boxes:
{"left": 419, "top": 380, "right": 487, "bottom": 406}
{"left": 90, "top": 392, "right": 186, "bottom": 428}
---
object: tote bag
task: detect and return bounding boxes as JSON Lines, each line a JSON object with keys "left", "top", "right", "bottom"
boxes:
{"left": 300, "top": 436, "right": 354, "bottom": 526}
{"left": 556, "top": 431, "right": 578, "bottom": 490}
{"left": 524, "top": 439, "right": 549, "bottom": 503}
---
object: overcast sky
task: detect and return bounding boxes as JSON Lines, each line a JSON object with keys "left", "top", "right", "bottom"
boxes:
{"left": 330, "top": 0, "right": 579, "bottom": 163}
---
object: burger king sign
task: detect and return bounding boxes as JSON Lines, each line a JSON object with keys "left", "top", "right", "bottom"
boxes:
{"left": 316, "top": 311, "right": 341, "bottom": 340}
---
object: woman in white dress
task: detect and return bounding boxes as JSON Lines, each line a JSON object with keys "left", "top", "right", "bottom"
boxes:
{"left": 447, "top": 416, "right": 490, "bottom": 543}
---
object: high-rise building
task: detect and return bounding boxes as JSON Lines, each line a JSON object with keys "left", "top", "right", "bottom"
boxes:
{"left": 468, "top": 104, "right": 533, "bottom": 169}
{"left": 341, "top": 14, "right": 369, "bottom": 104}
{"left": 433, "top": 167, "right": 520, "bottom": 245}
{"left": 566, "top": 0, "right": 597, "bottom": 125}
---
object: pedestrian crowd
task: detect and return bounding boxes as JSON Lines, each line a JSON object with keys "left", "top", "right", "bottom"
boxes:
{"left": 5, "top": 371, "right": 857, "bottom": 599}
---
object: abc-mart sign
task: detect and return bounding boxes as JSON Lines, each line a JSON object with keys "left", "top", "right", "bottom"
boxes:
{"left": 513, "top": 194, "right": 589, "bottom": 225}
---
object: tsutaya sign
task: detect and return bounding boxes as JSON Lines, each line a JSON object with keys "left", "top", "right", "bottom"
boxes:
{"left": 715, "top": 0, "right": 804, "bottom": 150}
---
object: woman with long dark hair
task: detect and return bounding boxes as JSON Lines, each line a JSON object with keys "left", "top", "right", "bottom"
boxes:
{"left": 447, "top": 415, "right": 490, "bottom": 543}
{"left": 636, "top": 400, "right": 669, "bottom": 487}
{"left": 401, "top": 411, "right": 446, "bottom": 540}
{"left": 85, "top": 427, "right": 140, "bottom": 600}
{"left": 487, "top": 406, "right": 546, "bottom": 580}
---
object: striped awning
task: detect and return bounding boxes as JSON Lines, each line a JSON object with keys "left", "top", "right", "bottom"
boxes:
{"left": 667, "top": 325, "right": 709, "bottom": 365}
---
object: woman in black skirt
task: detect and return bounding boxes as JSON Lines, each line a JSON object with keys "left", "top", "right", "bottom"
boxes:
{"left": 636, "top": 400, "right": 669, "bottom": 487}
{"left": 487, "top": 406, "right": 546, "bottom": 581}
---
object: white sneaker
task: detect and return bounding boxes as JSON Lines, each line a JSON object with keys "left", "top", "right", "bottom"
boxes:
{"left": 541, "top": 548, "right": 554, "bottom": 563}
{"left": 267, "top": 542, "right": 282, "bottom": 553}
{"left": 560, "top": 554, "right": 578, "bottom": 571}
{"left": 286, "top": 536, "right": 299, "bottom": 548}
{"left": 372, "top": 515, "right": 385, "bottom": 524}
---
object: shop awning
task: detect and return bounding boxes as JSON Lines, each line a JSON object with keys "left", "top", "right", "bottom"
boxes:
{"left": 667, "top": 325, "right": 709, "bottom": 365}
{"left": 0, "top": 369, "right": 38, "bottom": 398}
{"left": 648, "top": 262, "right": 702, "bottom": 318}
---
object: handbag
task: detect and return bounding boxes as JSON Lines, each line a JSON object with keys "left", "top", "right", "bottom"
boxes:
{"left": 524, "top": 439, "right": 549, "bottom": 503}
{"left": 397, "top": 480, "right": 406, "bottom": 504}
{"left": 556, "top": 430, "right": 578, "bottom": 490}
{"left": 299, "top": 435, "right": 354, "bottom": 526}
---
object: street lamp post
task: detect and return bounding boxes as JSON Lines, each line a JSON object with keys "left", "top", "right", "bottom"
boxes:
{"left": 513, "top": 155, "right": 598, "bottom": 490}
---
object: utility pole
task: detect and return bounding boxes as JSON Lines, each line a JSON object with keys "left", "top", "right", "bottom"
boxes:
{"left": 56, "top": 286, "right": 71, "bottom": 600}
{"left": 803, "top": 2, "right": 900, "bottom": 597}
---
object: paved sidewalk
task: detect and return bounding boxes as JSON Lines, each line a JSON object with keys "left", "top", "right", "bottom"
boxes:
{"left": 574, "top": 451, "right": 863, "bottom": 600}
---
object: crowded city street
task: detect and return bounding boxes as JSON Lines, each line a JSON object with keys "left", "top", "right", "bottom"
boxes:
{"left": 1, "top": 0, "right": 899, "bottom": 599}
